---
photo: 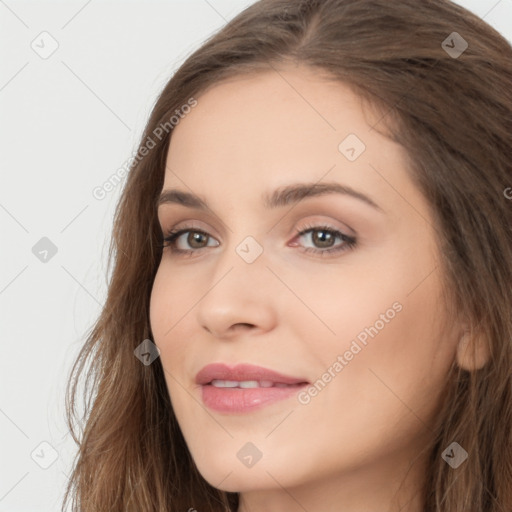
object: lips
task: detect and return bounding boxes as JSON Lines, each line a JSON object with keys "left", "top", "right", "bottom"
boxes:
{"left": 196, "top": 363, "right": 310, "bottom": 413}
{"left": 195, "top": 363, "right": 309, "bottom": 386}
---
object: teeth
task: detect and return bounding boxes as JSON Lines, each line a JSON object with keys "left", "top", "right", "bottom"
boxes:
{"left": 239, "top": 380, "right": 259, "bottom": 388}
{"left": 210, "top": 379, "right": 294, "bottom": 388}
{"left": 211, "top": 380, "right": 239, "bottom": 388}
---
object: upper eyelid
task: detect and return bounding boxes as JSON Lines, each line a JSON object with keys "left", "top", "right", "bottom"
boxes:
{"left": 160, "top": 214, "right": 354, "bottom": 236}
{"left": 163, "top": 222, "right": 347, "bottom": 235}
{"left": 161, "top": 219, "right": 216, "bottom": 235}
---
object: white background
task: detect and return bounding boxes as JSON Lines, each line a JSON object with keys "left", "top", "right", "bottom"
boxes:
{"left": 1, "top": 1, "right": 510, "bottom": 510}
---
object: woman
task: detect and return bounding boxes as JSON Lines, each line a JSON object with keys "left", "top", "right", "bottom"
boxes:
{"left": 63, "top": 0, "right": 512, "bottom": 510}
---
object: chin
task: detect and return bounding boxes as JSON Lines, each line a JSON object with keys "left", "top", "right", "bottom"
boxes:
{"left": 195, "top": 446, "right": 325, "bottom": 495}
{"left": 197, "top": 462, "right": 265, "bottom": 492}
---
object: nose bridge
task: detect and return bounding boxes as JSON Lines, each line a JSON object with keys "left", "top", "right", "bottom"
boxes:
{"left": 195, "top": 233, "right": 277, "bottom": 336}
{"left": 208, "top": 233, "right": 270, "bottom": 304}
{"left": 211, "top": 226, "right": 269, "bottom": 286}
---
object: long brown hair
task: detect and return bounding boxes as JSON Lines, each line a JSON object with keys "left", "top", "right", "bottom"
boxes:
{"left": 62, "top": 1, "right": 512, "bottom": 510}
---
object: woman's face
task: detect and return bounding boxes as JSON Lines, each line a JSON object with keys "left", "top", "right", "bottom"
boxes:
{"left": 149, "top": 65, "right": 461, "bottom": 506}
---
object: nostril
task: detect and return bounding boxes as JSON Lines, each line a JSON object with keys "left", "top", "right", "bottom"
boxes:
{"left": 234, "top": 323, "right": 255, "bottom": 329}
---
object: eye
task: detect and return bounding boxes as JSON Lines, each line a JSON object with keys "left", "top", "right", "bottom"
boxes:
{"left": 290, "top": 224, "right": 357, "bottom": 256}
{"left": 159, "top": 224, "right": 357, "bottom": 258}
{"left": 161, "top": 228, "right": 219, "bottom": 255}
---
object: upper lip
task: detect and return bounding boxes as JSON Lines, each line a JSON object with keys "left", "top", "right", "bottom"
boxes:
{"left": 195, "top": 363, "right": 309, "bottom": 385}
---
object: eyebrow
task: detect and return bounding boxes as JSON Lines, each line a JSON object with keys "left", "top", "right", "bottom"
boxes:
{"left": 157, "top": 182, "right": 383, "bottom": 212}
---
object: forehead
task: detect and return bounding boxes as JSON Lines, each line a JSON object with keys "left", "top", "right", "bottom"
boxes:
{"left": 167, "top": 67, "right": 372, "bottom": 161}
{"left": 162, "top": 65, "right": 411, "bottom": 212}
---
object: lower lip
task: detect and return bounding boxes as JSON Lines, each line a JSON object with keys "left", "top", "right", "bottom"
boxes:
{"left": 201, "top": 384, "right": 308, "bottom": 413}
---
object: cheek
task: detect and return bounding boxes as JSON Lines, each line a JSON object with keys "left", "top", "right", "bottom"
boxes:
{"left": 149, "top": 263, "right": 210, "bottom": 388}
{"left": 149, "top": 266, "right": 192, "bottom": 401}
{"left": 322, "top": 269, "right": 455, "bottom": 425}
{"left": 149, "top": 263, "right": 198, "bottom": 345}
{"left": 294, "top": 241, "right": 456, "bottom": 413}
{"left": 149, "top": 267, "right": 171, "bottom": 347}
{"left": 149, "top": 267, "right": 195, "bottom": 416}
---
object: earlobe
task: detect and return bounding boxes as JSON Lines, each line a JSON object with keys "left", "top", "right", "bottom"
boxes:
{"left": 455, "top": 327, "right": 491, "bottom": 371}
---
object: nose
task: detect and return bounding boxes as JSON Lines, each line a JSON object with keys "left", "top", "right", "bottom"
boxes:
{"left": 195, "top": 252, "right": 278, "bottom": 340}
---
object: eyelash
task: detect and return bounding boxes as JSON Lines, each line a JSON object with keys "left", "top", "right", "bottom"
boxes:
{"left": 159, "top": 223, "right": 357, "bottom": 258}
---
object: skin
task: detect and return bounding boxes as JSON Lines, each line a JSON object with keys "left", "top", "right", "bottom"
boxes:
{"left": 149, "top": 63, "right": 468, "bottom": 512}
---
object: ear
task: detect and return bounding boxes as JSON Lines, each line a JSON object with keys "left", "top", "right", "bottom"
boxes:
{"left": 455, "top": 326, "right": 491, "bottom": 371}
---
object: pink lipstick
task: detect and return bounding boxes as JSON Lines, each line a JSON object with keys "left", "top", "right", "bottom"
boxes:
{"left": 196, "top": 363, "right": 309, "bottom": 413}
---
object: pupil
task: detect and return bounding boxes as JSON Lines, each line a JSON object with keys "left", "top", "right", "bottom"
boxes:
{"left": 313, "top": 230, "right": 334, "bottom": 248}
{"left": 189, "top": 232, "right": 206, "bottom": 248}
